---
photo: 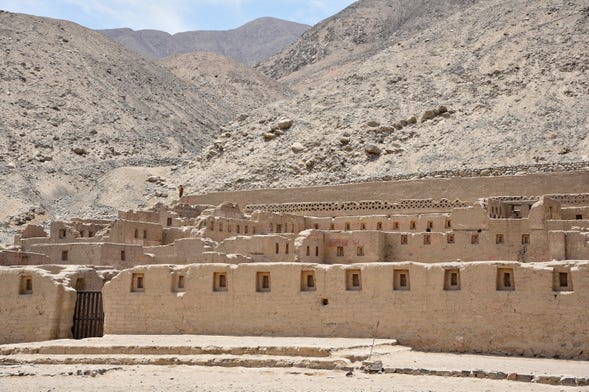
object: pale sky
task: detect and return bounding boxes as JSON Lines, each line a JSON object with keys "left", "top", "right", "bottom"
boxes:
{"left": 0, "top": 0, "right": 357, "bottom": 33}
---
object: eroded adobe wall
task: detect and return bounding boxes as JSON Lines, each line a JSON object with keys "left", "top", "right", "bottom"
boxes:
{"left": 382, "top": 229, "right": 549, "bottom": 263}
{"left": 181, "top": 171, "right": 589, "bottom": 213}
{"left": 103, "top": 261, "right": 589, "bottom": 359}
{"left": 0, "top": 267, "right": 77, "bottom": 344}
{"left": 0, "top": 250, "right": 51, "bottom": 266}
{"left": 217, "top": 235, "right": 298, "bottom": 263}
{"left": 27, "top": 243, "right": 145, "bottom": 269}
{"left": 109, "top": 220, "right": 163, "bottom": 246}
{"left": 144, "top": 238, "right": 210, "bottom": 264}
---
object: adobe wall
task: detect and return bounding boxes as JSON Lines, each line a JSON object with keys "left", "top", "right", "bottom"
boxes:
{"left": 246, "top": 199, "right": 469, "bottom": 217}
{"left": 322, "top": 231, "right": 385, "bottom": 264}
{"left": 203, "top": 216, "right": 260, "bottom": 243}
{"left": 144, "top": 238, "right": 211, "bottom": 264}
{"left": 103, "top": 261, "right": 589, "bottom": 359}
{"left": 0, "top": 266, "right": 107, "bottom": 344}
{"left": 217, "top": 235, "right": 298, "bottom": 263}
{"left": 565, "top": 232, "right": 589, "bottom": 260}
{"left": 0, "top": 250, "right": 51, "bottom": 266}
{"left": 0, "top": 267, "right": 74, "bottom": 344}
{"left": 28, "top": 243, "right": 145, "bottom": 269}
{"left": 118, "top": 208, "right": 180, "bottom": 227}
{"left": 181, "top": 171, "right": 589, "bottom": 213}
{"left": 109, "top": 219, "right": 163, "bottom": 246}
{"left": 48, "top": 221, "right": 109, "bottom": 241}
{"left": 118, "top": 210, "right": 161, "bottom": 224}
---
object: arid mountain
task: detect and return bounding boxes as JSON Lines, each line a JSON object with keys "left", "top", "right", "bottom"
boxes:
{"left": 257, "top": 0, "right": 476, "bottom": 84}
{"left": 182, "top": 0, "right": 589, "bottom": 192}
{"left": 2, "top": 1, "right": 588, "bottom": 245}
{"left": 99, "top": 17, "right": 310, "bottom": 65}
{"left": 158, "top": 52, "right": 290, "bottom": 117}
{"left": 0, "top": 11, "right": 234, "bottom": 241}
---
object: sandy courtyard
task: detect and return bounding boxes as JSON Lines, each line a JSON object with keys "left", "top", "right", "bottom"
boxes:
{"left": 2, "top": 364, "right": 588, "bottom": 392}
{"left": 1, "top": 336, "right": 588, "bottom": 391}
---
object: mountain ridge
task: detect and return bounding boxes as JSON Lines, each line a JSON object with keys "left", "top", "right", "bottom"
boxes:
{"left": 99, "top": 17, "right": 310, "bottom": 65}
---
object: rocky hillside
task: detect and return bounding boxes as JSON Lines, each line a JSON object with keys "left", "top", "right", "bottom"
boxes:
{"left": 100, "top": 17, "right": 310, "bottom": 65}
{"left": 1, "top": 1, "right": 588, "bottom": 245}
{"left": 257, "top": 0, "right": 477, "bottom": 84}
{"left": 181, "top": 0, "right": 589, "bottom": 192}
{"left": 0, "top": 11, "right": 236, "bottom": 240}
{"left": 158, "top": 52, "right": 289, "bottom": 117}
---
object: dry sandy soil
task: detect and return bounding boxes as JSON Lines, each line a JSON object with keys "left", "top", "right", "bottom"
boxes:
{"left": 2, "top": 365, "right": 586, "bottom": 392}
{"left": 1, "top": 336, "right": 587, "bottom": 391}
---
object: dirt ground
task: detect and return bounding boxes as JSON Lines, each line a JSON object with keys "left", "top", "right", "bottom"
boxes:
{"left": 2, "top": 336, "right": 587, "bottom": 391}
{"left": 1, "top": 364, "right": 587, "bottom": 392}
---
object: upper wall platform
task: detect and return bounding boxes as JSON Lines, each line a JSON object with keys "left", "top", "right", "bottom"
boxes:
{"left": 181, "top": 171, "right": 589, "bottom": 214}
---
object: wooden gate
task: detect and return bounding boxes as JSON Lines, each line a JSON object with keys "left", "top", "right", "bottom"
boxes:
{"left": 72, "top": 291, "right": 104, "bottom": 339}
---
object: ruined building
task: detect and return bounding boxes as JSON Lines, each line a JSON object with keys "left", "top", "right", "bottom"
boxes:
{"left": 1, "top": 174, "right": 588, "bottom": 359}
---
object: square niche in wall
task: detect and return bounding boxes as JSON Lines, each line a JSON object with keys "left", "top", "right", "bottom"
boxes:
{"left": 256, "top": 272, "right": 271, "bottom": 292}
{"left": 131, "top": 273, "right": 145, "bottom": 292}
{"left": 300, "top": 270, "right": 316, "bottom": 292}
{"left": 393, "top": 269, "right": 410, "bottom": 291}
{"left": 496, "top": 268, "right": 514, "bottom": 291}
{"left": 443, "top": 269, "right": 461, "bottom": 290}
{"left": 553, "top": 269, "right": 573, "bottom": 292}
{"left": 172, "top": 273, "right": 185, "bottom": 292}
{"left": 213, "top": 272, "right": 228, "bottom": 292}
{"left": 19, "top": 275, "right": 33, "bottom": 295}
{"left": 345, "top": 269, "right": 362, "bottom": 291}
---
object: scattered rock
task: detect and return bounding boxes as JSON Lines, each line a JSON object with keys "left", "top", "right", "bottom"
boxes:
{"left": 277, "top": 119, "right": 293, "bottom": 130}
{"left": 71, "top": 147, "right": 88, "bottom": 155}
{"left": 35, "top": 154, "right": 52, "bottom": 162}
{"left": 421, "top": 106, "right": 451, "bottom": 123}
{"left": 407, "top": 116, "right": 417, "bottom": 124}
{"left": 291, "top": 143, "right": 305, "bottom": 153}
{"left": 534, "top": 375, "right": 561, "bottom": 385}
{"left": 393, "top": 122, "right": 403, "bottom": 130}
{"left": 365, "top": 144, "right": 382, "bottom": 155}
{"left": 560, "top": 376, "right": 578, "bottom": 386}
{"left": 263, "top": 133, "right": 277, "bottom": 141}
{"left": 379, "top": 126, "right": 394, "bottom": 132}
{"left": 421, "top": 110, "right": 436, "bottom": 122}
{"left": 366, "top": 121, "right": 380, "bottom": 127}
{"left": 361, "top": 360, "right": 384, "bottom": 374}
{"left": 236, "top": 113, "right": 248, "bottom": 122}
{"left": 340, "top": 137, "right": 350, "bottom": 145}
